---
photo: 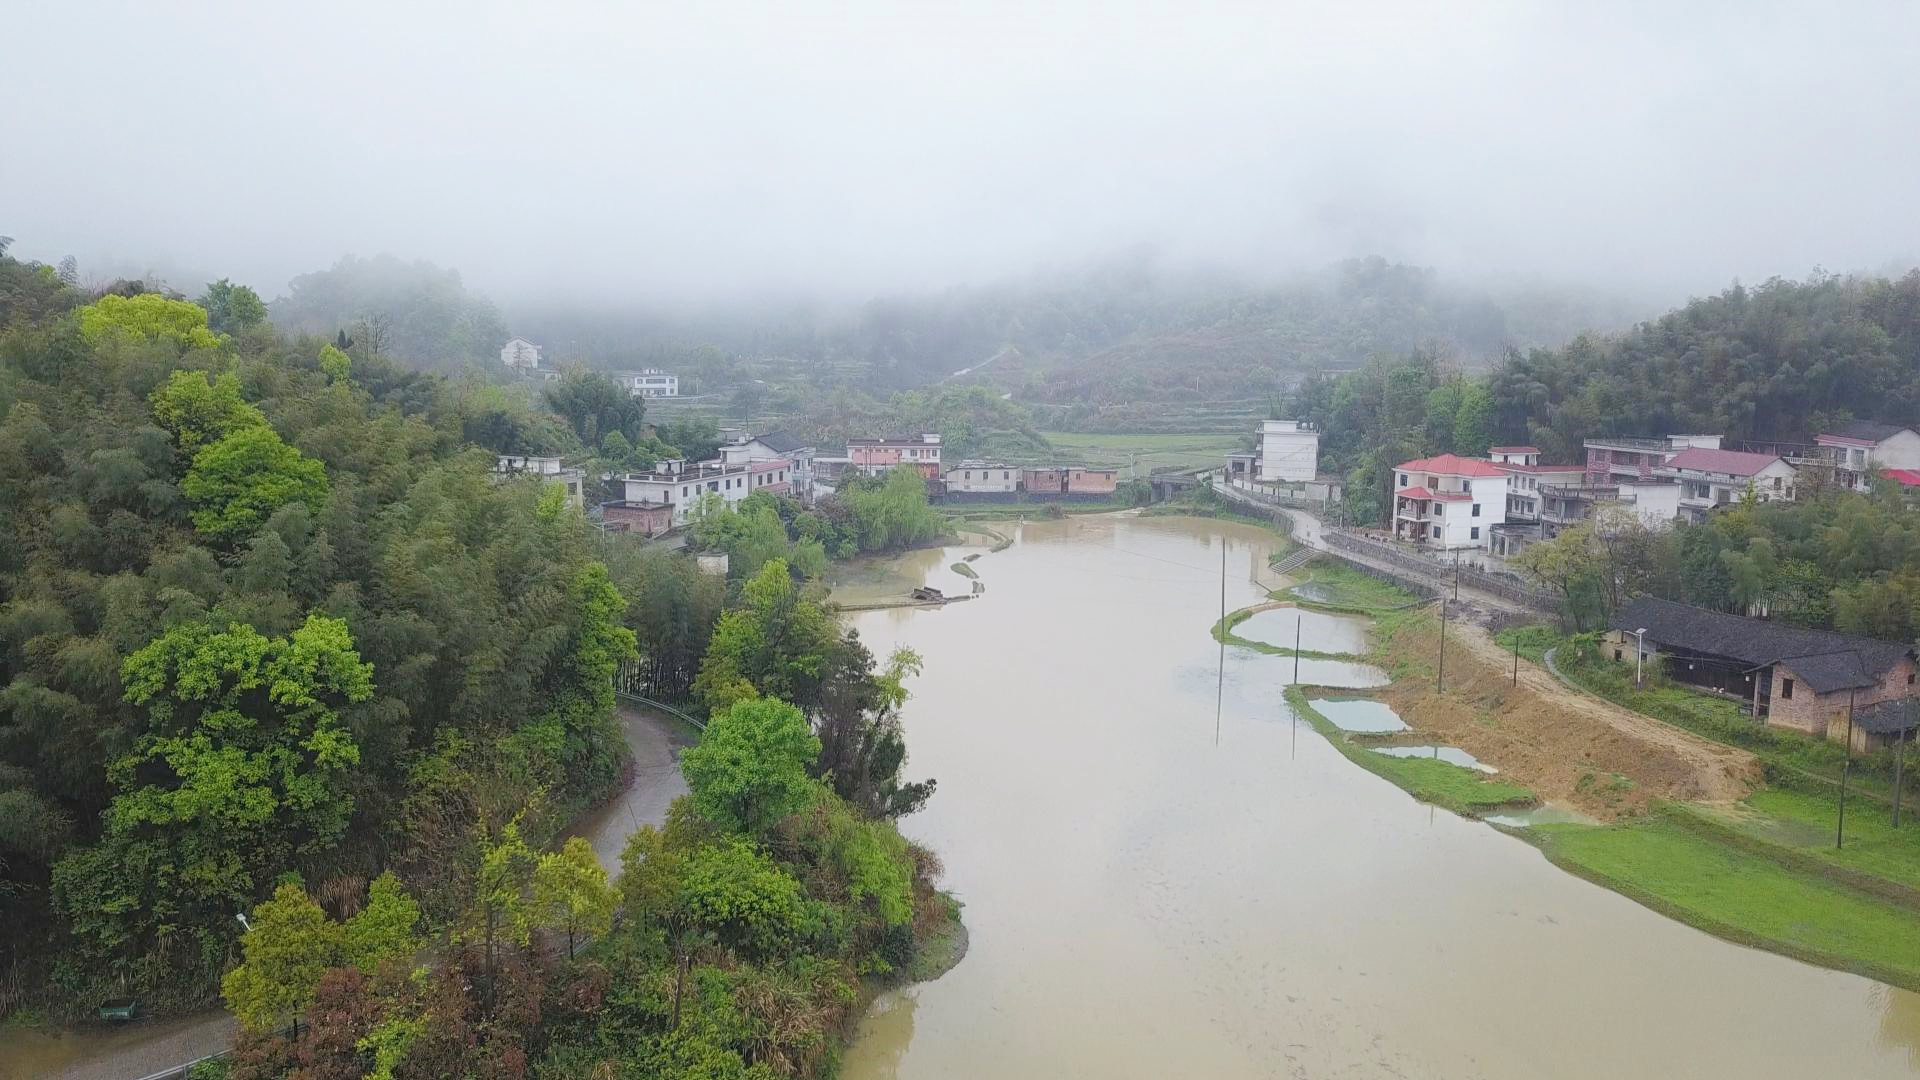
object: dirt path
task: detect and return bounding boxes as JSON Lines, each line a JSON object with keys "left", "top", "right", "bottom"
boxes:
{"left": 1373, "top": 621, "right": 1760, "bottom": 816}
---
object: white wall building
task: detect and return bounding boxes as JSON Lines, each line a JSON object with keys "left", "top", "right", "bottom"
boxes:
{"left": 1658, "top": 448, "right": 1797, "bottom": 523}
{"left": 1258, "top": 419, "right": 1320, "bottom": 482}
{"left": 616, "top": 369, "right": 680, "bottom": 398}
{"left": 1391, "top": 454, "right": 1508, "bottom": 550}
{"left": 718, "top": 432, "right": 814, "bottom": 499}
{"left": 501, "top": 338, "right": 542, "bottom": 370}
{"left": 945, "top": 461, "right": 1021, "bottom": 493}
{"left": 622, "top": 460, "right": 757, "bottom": 523}
{"left": 1813, "top": 421, "right": 1920, "bottom": 493}
{"left": 495, "top": 454, "right": 582, "bottom": 508}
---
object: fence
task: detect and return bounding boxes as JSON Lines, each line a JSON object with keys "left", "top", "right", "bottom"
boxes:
{"left": 1322, "top": 531, "right": 1560, "bottom": 614}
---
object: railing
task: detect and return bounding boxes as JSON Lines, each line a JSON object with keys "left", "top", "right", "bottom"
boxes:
{"left": 614, "top": 689, "right": 706, "bottom": 731}
{"left": 1322, "top": 531, "right": 1560, "bottom": 613}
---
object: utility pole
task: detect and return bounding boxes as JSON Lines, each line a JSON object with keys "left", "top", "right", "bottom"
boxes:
{"left": 1437, "top": 599, "right": 1448, "bottom": 693}
{"left": 1838, "top": 688, "right": 1855, "bottom": 849}
{"left": 1290, "top": 614, "right": 1305, "bottom": 757}
{"left": 1896, "top": 698, "right": 1910, "bottom": 828}
{"left": 1215, "top": 540, "right": 1226, "bottom": 747}
{"left": 1512, "top": 630, "right": 1521, "bottom": 687}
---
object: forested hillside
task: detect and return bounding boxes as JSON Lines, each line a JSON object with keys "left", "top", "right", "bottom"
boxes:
{"left": 268, "top": 255, "right": 511, "bottom": 373}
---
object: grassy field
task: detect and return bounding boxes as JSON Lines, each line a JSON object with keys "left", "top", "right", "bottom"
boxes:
{"left": 1533, "top": 815, "right": 1920, "bottom": 989}
{"left": 1287, "top": 687, "right": 1537, "bottom": 815}
{"left": 1285, "top": 558, "right": 1422, "bottom": 615}
{"left": 1039, "top": 430, "right": 1245, "bottom": 473}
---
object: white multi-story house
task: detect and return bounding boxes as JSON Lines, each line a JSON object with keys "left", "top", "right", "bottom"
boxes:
{"left": 1391, "top": 454, "right": 1508, "bottom": 550}
{"left": 1490, "top": 448, "right": 1586, "bottom": 522}
{"left": 1810, "top": 421, "right": 1920, "bottom": 493}
{"left": 615, "top": 369, "right": 680, "bottom": 398}
{"left": 622, "top": 459, "right": 758, "bottom": 523}
{"left": 1657, "top": 448, "right": 1796, "bottom": 523}
{"left": 501, "top": 338, "right": 542, "bottom": 371}
{"left": 717, "top": 432, "right": 813, "bottom": 499}
{"left": 945, "top": 461, "right": 1021, "bottom": 494}
{"left": 1257, "top": 419, "right": 1320, "bottom": 482}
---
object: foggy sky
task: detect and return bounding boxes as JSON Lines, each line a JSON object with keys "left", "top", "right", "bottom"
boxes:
{"left": 4, "top": 1, "right": 1917, "bottom": 307}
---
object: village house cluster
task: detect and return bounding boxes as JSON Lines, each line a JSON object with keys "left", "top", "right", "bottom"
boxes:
{"left": 499, "top": 337, "right": 681, "bottom": 397}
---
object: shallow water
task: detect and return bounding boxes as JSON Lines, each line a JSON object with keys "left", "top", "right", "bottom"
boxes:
{"left": 840, "top": 513, "right": 1920, "bottom": 1080}
{"left": 1309, "top": 695, "right": 1408, "bottom": 732}
{"left": 1235, "top": 606, "right": 1371, "bottom": 655}
{"left": 1373, "top": 744, "right": 1497, "bottom": 772}
{"left": 1484, "top": 803, "right": 1603, "bottom": 827}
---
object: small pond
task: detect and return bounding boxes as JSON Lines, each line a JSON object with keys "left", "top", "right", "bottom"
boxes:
{"left": 1483, "top": 803, "right": 1602, "bottom": 827}
{"left": 1372, "top": 745, "right": 1497, "bottom": 773}
{"left": 1235, "top": 606, "right": 1370, "bottom": 655}
{"left": 1307, "top": 696, "right": 1407, "bottom": 732}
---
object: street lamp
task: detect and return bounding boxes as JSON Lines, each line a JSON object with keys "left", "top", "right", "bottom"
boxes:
{"left": 235, "top": 912, "right": 252, "bottom": 932}
{"left": 1633, "top": 627, "right": 1649, "bottom": 685}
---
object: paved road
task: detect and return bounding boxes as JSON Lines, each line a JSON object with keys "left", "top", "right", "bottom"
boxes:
{"left": 26, "top": 706, "right": 691, "bottom": 1080}
{"left": 1211, "top": 480, "right": 1533, "bottom": 622}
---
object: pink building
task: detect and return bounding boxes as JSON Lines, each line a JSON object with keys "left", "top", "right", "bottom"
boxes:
{"left": 748, "top": 458, "right": 792, "bottom": 495}
{"left": 848, "top": 434, "right": 942, "bottom": 479}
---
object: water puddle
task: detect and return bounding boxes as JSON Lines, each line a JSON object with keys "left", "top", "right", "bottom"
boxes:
{"left": 1289, "top": 582, "right": 1339, "bottom": 604}
{"left": 1307, "top": 696, "right": 1407, "bottom": 732}
{"left": 1373, "top": 745, "right": 1497, "bottom": 773}
{"left": 1235, "top": 607, "right": 1370, "bottom": 655}
{"left": 1483, "top": 803, "right": 1601, "bottom": 827}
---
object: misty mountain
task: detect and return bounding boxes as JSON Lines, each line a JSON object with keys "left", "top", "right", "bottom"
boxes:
{"left": 267, "top": 255, "right": 509, "bottom": 372}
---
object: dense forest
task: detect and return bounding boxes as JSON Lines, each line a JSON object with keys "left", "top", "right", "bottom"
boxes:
{"left": 0, "top": 243, "right": 955, "bottom": 1078}
{"left": 268, "top": 255, "right": 511, "bottom": 374}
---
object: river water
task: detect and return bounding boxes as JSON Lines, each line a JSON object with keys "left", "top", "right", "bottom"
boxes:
{"left": 837, "top": 513, "right": 1920, "bottom": 1080}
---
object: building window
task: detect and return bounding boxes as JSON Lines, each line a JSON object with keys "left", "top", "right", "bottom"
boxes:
{"left": 1615, "top": 648, "right": 1622, "bottom": 662}
{"left": 1399, "top": 474, "right": 1408, "bottom": 486}
{"left": 1434, "top": 504, "right": 1443, "bottom": 516}
{"left": 1471, "top": 527, "right": 1480, "bottom": 540}
{"left": 1472, "top": 503, "right": 1481, "bottom": 517}
{"left": 1781, "top": 678, "right": 1794, "bottom": 700}
{"left": 1430, "top": 525, "right": 1440, "bottom": 539}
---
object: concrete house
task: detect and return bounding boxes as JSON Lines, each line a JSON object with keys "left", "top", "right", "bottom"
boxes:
{"left": 1258, "top": 420, "right": 1321, "bottom": 482}
{"left": 1583, "top": 434, "right": 1722, "bottom": 483}
{"left": 1391, "top": 454, "right": 1507, "bottom": 550}
{"left": 1657, "top": 448, "right": 1796, "bottom": 522}
{"left": 615, "top": 369, "right": 680, "bottom": 398}
{"left": 501, "top": 338, "right": 542, "bottom": 371}
{"left": 599, "top": 500, "right": 674, "bottom": 537}
{"left": 1811, "top": 421, "right": 1920, "bottom": 493}
{"left": 945, "top": 461, "right": 1021, "bottom": 494}
{"left": 1022, "top": 466, "right": 1120, "bottom": 498}
{"left": 495, "top": 453, "right": 583, "bottom": 508}
{"left": 1610, "top": 597, "right": 1917, "bottom": 750}
{"left": 848, "top": 435, "right": 942, "bottom": 479}
{"left": 622, "top": 459, "right": 757, "bottom": 522}
{"left": 719, "top": 432, "right": 813, "bottom": 499}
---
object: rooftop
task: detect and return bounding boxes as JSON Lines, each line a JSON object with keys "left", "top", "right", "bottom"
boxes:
{"left": 1819, "top": 420, "right": 1912, "bottom": 446}
{"left": 1394, "top": 453, "right": 1507, "bottom": 478}
{"left": 1661, "top": 448, "right": 1784, "bottom": 476}
{"left": 1612, "top": 596, "right": 1912, "bottom": 694}
{"left": 1584, "top": 435, "right": 1674, "bottom": 452}
{"left": 1498, "top": 462, "right": 1587, "bottom": 474}
{"left": 1489, "top": 445, "right": 1540, "bottom": 454}
{"left": 1884, "top": 469, "right": 1920, "bottom": 488}
{"left": 1395, "top": 486, "right": 1472, "bottom": 501}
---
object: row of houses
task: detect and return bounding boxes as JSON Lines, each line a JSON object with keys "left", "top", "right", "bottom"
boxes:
{"left": 944, "top": 462, "right": 1120, "bottom": 498}
{"left": 1389, "top": 422, "right": 1920, "bottom": 557}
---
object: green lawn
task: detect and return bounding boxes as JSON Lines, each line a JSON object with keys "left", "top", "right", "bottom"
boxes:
{"left": 1287, "top": 688, "right": 1535, "bottom": 814}
{"left": 1534, "top": 816, "right": 1920, "bottom": 989}
{"left": 1492, "top": 624, "right": 1566, "bottom": 664}
{"left": 1684, "top": 789, "right": 1920, "bottom": 895}
{"left": 1286, "top": 558, "right": 1421, "bottom": 615}
{"left": 1038, "top": 431, "right": 1245, "bottom": 472}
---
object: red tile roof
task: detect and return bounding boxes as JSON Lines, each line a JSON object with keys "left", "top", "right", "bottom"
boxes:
{"left": 1394, "top": 453, "right": 1508, "bottom": 477}
{"left": 1884, "top": 469, "right": 1920, "bottom": 487}
{"left": 1396, "top": 487, "right": 1472, "bottom": 501}
{"left": 1662, "top": 448, "right": 1784, "bottom": 476}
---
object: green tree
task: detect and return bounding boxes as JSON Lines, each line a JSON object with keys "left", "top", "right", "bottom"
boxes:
{"left": 77, "top": 293, "right": 222, "bottom": 350}
{"left": 531, "top": 836, "right": 617, "bottom": 957}
{"left": 341, "top": 871, "right": 421, "bottom": 974}
{"left": 676, "top": 838, "right": 809, "bottom": 958}
{"left": 470, "top": 820, "right": 537, "bottom": 970}
{"left": 318, "top": 343, "right": 352, "bottom": 383}
{"left": 222, "top": 883, "right": 341, "bottom": 1032}
{"left": 681, "top": 697, "right": 821, "bottom": 835}
{"left": 693, "top": 560, "right": 838, "bottom": 715}
{"left": 198, "top": 279, "right": 268, "bottom": 332}
{"left": 53, "top": 615, "right": 371, "bottom": 962}
{"left": 150, "top": 369, "right": 268, "bottom": 454}
{"left": 543, "top": 368, "right": 645, "bottom": 446}
{"left": 183, "top": 426, "right": 330, "bottom": 543}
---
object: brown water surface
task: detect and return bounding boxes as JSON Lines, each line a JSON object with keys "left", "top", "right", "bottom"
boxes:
{"left": 839, "top": 513, "right": 1920, "bottom": 1080}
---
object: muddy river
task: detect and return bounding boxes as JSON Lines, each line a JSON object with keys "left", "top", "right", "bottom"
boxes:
{"left": 837, "top": 513, "right": 1920, "bottom": 1080}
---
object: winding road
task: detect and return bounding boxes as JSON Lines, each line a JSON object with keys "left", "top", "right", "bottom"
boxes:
{"left": 14, "top": 706, "right": 692, "bottom": 1080}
